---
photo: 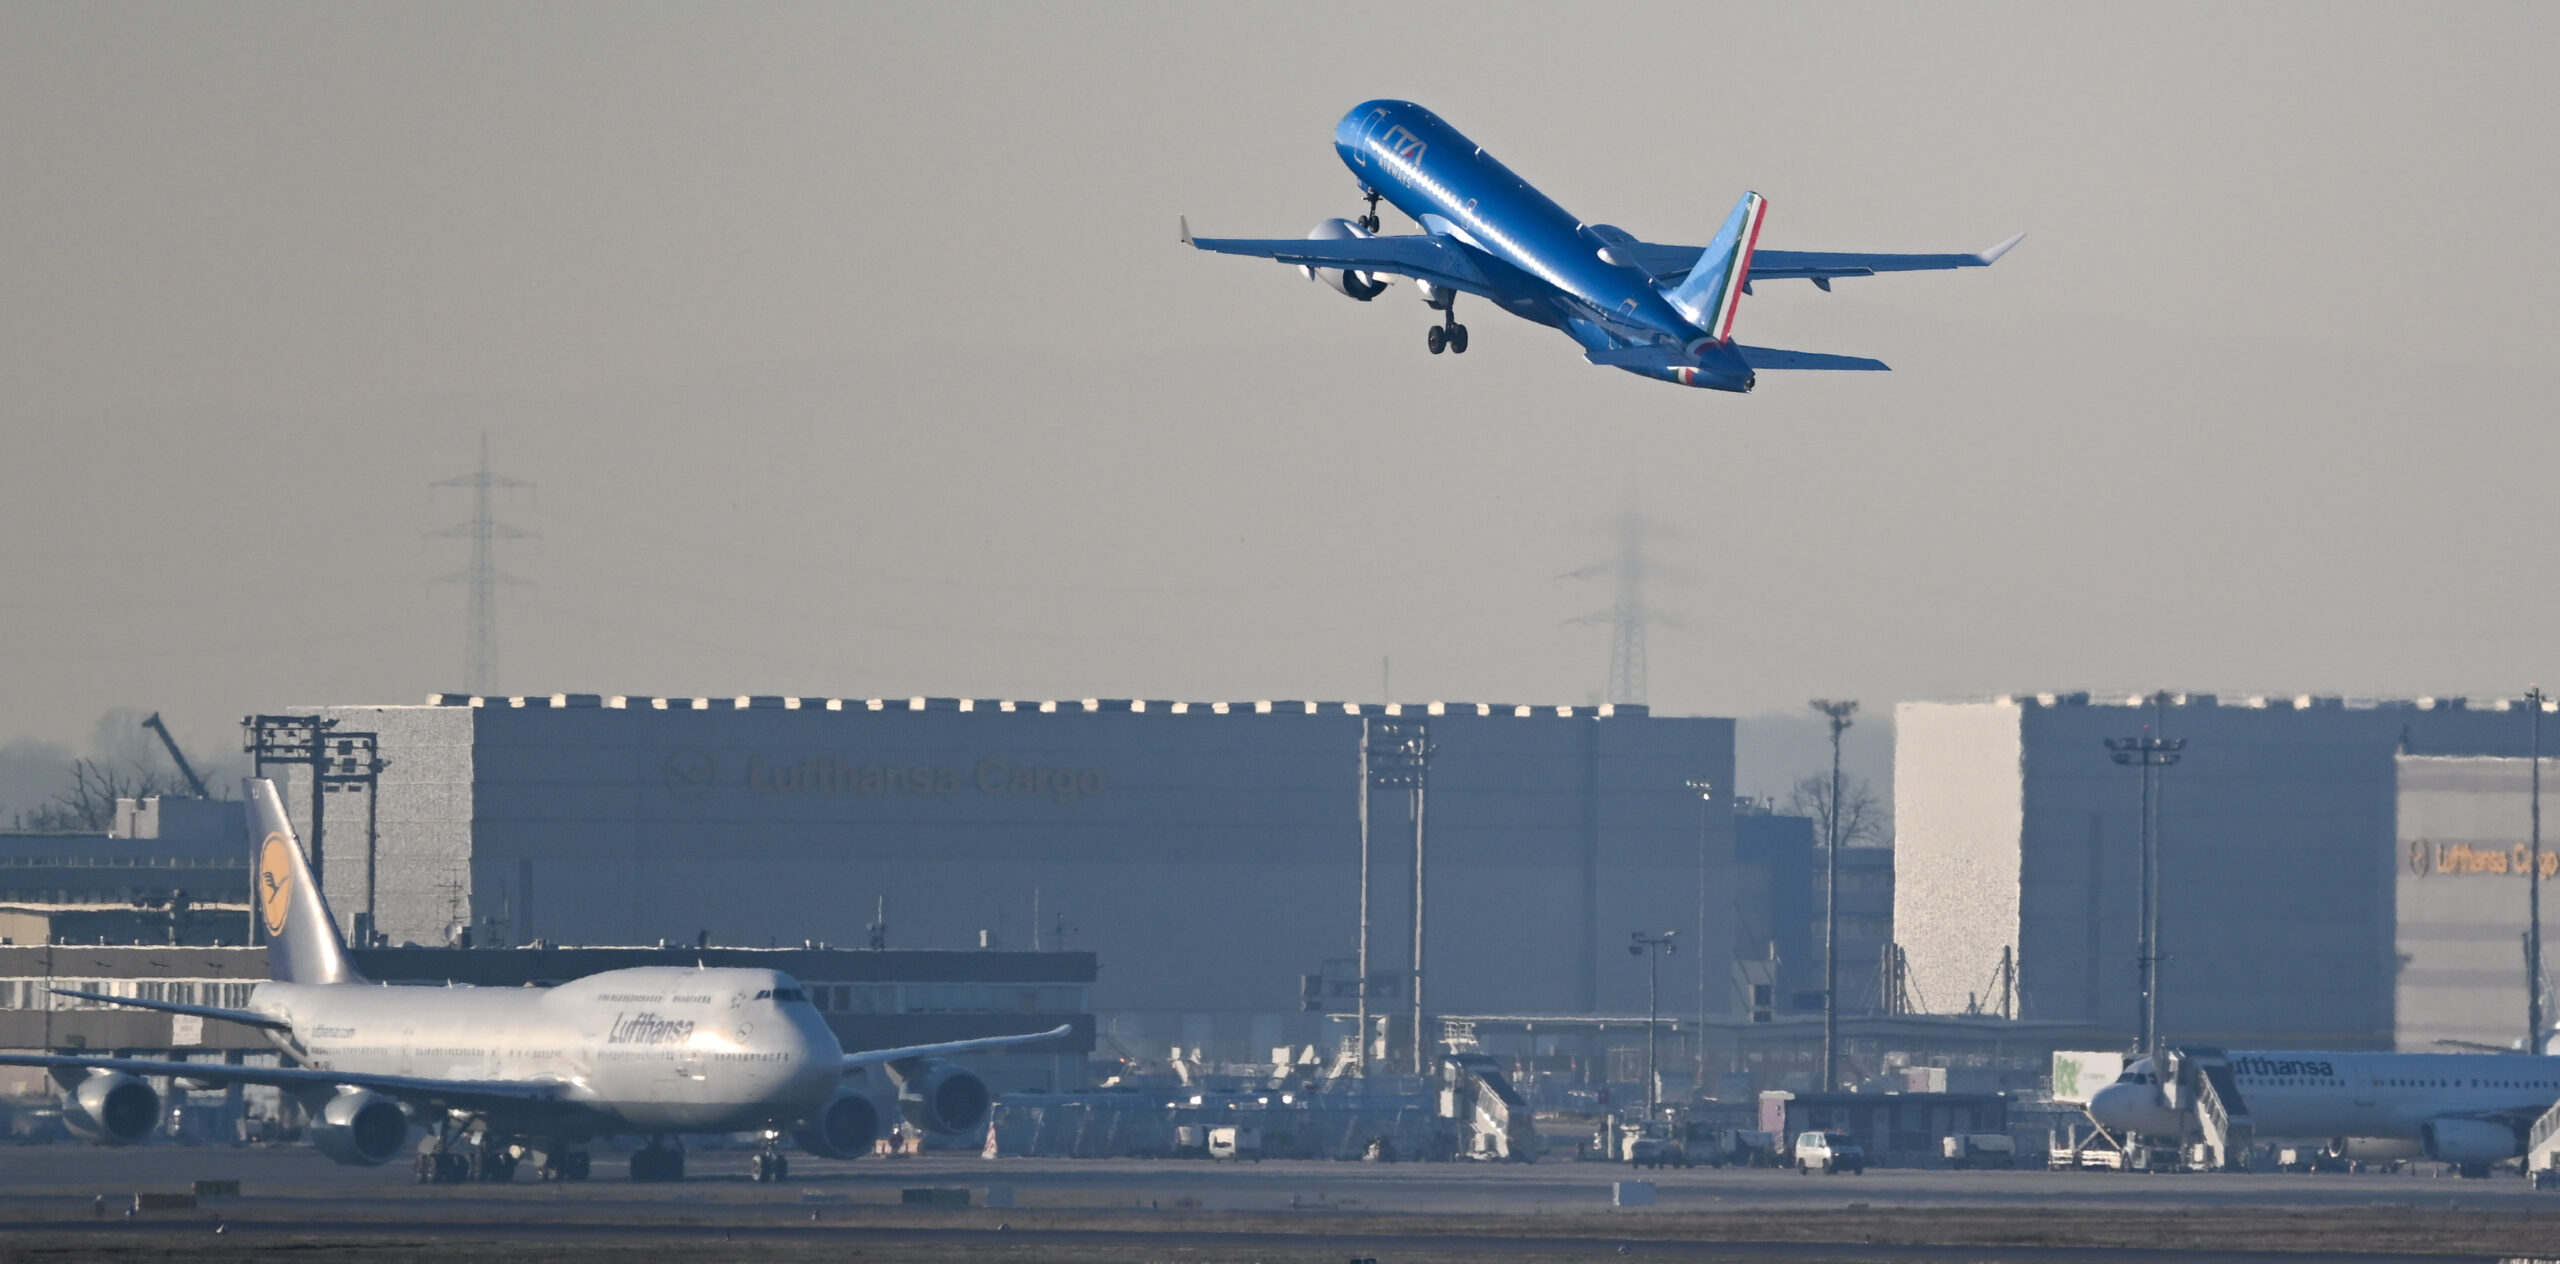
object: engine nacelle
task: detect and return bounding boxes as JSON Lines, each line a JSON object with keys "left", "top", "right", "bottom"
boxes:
{"left": 887, "top": 1058, "right": 992, "bottom": 1137}
{"left": 61, "top": 1072, "right": 159, "bottom": 1146}
{"left": 792, "top": 1090, "right": 881, "bottom": 1159}
{"left": 309, "top": 1088, "right": 409, "bottom": 1166}
{"left": 2421, "top": 1118, "right": 2521, "bottom": 1166}
{"left": 1298, "top": 218, "right": 1389, "bottom": 301}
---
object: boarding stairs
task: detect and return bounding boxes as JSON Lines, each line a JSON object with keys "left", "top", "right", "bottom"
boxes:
{"left": 2171, "top": 1048, "right": 2254, "bottom": 1170}
{"left": 1439, "top": 1052, "right": 1539, "bottom": 1162}
{"left": 2526, "top": 1098, "right": 2560, "bottom": 1175}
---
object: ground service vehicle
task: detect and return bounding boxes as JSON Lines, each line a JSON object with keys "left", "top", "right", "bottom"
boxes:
{"left": 1795, "top": 1130, "right": 1866, "bottom": 1175}
{"left": 1942, "top": 1133, "right": 2016, "bottom": 1169}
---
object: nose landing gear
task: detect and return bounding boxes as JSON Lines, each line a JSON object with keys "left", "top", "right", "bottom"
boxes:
{"left": 750, "top": 1129, "right": 791, "bottom": 1183}
{"left": 1356, "top": 186, "right": 1383, "bottom": 234}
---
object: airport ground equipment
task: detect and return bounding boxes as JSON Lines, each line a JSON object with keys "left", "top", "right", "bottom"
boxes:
{"left": 1207, "top": 1125, "right": 1262, "bottom": 1161}
{"left": 1793, "top": 1129, "right": 1865, "bottom": 1174}
{"left": 1942, "top": 1132, "right": 2017, "bottom": 1169}
{"left": 2046, "top": 1121, "right": 2127, "bottom": 1171}
{"left": 1439, "top": 1052, "right": 1538, "bottom": 1162}
{"left": 1687, "top": 1126, "right": 1779, "bottom": 1167}
{"left": 2165, "top": 1048, "right": 2255, "bottom": 1171}
{"left": 2528, "top": 1097, "right": 2560, "bottom": 1175}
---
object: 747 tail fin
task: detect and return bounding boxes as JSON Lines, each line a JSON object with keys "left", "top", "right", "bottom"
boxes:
{"left": 1663, "top": 191, "right": 1767, "bottom": 343}
{"left": 246, "top": 778, "right": 363, "bottom": 985}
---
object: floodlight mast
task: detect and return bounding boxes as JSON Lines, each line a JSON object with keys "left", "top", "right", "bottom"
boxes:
{"left": 1810, "top": 699, "right": 1857, "bottom": 1090}
{"left": 1631, "top": 930, "right": 1678, "bottom": 1115}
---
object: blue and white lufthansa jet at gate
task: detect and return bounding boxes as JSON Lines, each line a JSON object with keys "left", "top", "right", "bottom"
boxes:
{"left": 1185, "top": 100, "right": 2021, "bottom": 392}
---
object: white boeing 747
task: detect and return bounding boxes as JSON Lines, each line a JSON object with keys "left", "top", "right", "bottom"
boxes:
{"left": 0, "top": 779, "right": 1067, "bottom": 1183}
{"left": 2089, "top": 1049, "right": 2560, "bottom": 1176}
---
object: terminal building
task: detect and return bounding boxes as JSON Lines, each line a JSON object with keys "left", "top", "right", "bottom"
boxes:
{"left": 1895, "top": 692, "right": 2550, "bottom": 1051}
{"left": 269, "top": 693, "right": 1738, "bottom": 1066}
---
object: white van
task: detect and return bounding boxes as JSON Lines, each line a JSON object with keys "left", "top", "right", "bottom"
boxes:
{"left": 1794, "top": 1130, "right": 1866, "bottom": 1174}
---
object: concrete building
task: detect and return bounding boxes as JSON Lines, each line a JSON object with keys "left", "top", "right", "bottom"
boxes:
{"left": 1896, "top": 693, "right": 2548, "bottom": 1050}
{"left": 1730, "top": 806, "right": 1893, "bottom": 1021}
{"left": 270, "top": 693, "right": 1737, "bottom": 1065}
{"left": 2394, "top": 754, "right": 2560, "bottom": 1052}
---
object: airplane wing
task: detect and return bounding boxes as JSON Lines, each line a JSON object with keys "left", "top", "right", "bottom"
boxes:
{"left": 844, "top": 1024, "right": 1074, "bottom": 1070}
{"left": 1734, "top": 344, "right": 1891, "bottom": 372}
{"left": 50, "top": 989, "right": 290, "bottom": 1032}
{"left": 0, "top": 1051, "right": 567, "bottom": 1111}
{"left": 1182, "top": 218, "right": 1501, "bottom": 298}
{"left": 1611, "top": 234, "right": 2025, "bottom": 286}
{"left": 1585, "top": 343, "right": 1888, "bottom": 373}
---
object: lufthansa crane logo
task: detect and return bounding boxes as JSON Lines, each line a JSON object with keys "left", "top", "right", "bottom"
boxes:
{"left": 257, "top": 832, "right": 295, "bottom": 937}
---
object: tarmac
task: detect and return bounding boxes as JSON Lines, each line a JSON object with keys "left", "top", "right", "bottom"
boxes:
{"left": 0, "top": 1143, "right": 2555, "bottom": 1262}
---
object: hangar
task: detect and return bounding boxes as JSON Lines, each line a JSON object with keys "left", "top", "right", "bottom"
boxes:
{"left": 272, "top": 693, "right": 1736, "bottom": 1065}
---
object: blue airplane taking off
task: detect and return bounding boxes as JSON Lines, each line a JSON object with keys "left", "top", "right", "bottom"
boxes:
{"left": 1185, "top": 100, "right": 2021, "bottom": 391}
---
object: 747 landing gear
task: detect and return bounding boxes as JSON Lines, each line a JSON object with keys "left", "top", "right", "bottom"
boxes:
{"left": 630, "top": 1135, "right": 687, "bottom": 1183}
{"left": 750, "top": 1129, "right": 791, "bottom": 1183}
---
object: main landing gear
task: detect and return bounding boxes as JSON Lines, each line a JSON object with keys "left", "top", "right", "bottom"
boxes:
{"left": 630, "top": 1135, "right": 687, "bottom": 1183}
{"left": 1426, "top": 305, "right": 1469, "bottom": 356}
{"left": 415, "top": 1121, "right": 528, "bottom": 1184}
{"left": 750, "top": 1129, "right": 791, "bottom": 1183}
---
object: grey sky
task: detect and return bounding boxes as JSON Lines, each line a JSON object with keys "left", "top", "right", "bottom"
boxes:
{"left": 2, "top": 3, "right": 2553, "bottom": 805}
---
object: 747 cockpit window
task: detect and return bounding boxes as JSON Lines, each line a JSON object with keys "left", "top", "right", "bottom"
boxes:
{"left": 768, "top": 987, "right": 810, "bottom": 1004}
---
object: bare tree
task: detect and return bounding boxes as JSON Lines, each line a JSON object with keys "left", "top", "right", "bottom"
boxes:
{"left": 1787, "top": 772, "right": 1889, "bottom": 849}
{"left": 20, "top": 758, "right": 186, "bottom": 832}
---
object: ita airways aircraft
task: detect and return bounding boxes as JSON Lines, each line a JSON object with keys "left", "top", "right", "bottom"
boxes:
{"left": 0, "top": 780, "right": 1066, "bottom": 1184}
{"left": 1183, "top": 99, "right": 2020, "bottom": 391}
{"left": 2089, "top": 1051, "right": 2560, "bottom": 1176}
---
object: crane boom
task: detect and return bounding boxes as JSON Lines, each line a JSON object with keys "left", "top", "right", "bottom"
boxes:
{"left": 139, "top": 713, "right": 210, "bottom": 799}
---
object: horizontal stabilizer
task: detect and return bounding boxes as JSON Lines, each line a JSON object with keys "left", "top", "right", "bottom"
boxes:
{"left": 1733, "top": 344, "right": 1890, "bottom": 372}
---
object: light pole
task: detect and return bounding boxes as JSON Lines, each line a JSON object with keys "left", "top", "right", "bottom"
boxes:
{"left": 1630, "top": 930, "right": 1678, "bottom": 1116}
{"left": 1810, "top": 699, "right": 1857, "bottom": 1091}
{"left": 2106, "top": 693, "right": 2183, "bottom": 1062}
{"left": 1684, "top": 779, "right": 1714, "bottom": 1088}
{"left": 2531, "top": 685, "right": 2547, "bottom": 1052}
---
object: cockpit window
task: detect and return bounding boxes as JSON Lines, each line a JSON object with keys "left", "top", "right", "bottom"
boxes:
{"left": 770, "top": 987, "right": 809, "bottom": 1004}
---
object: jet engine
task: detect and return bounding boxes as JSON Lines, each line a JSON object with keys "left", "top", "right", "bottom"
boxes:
{"left": 2420, "top": 1118, "right": 2521, "bottom": 1167}
{"left": 886, "top": 1058, "right": 993, "bottom": 1136}
{"left": 61, "top": 1071, "right": 159, "bottom": 1146}
{"left": 792, "top": 1090, "right": 881, "bottom": 1159}
{"left": 309, "top": 1088, "right": 409, "bottom": 1167}
{"left": 1299, "top": 218, "right": 1389, "bottom": 301}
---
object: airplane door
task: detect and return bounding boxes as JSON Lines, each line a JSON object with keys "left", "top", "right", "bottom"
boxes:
{"left": 2352, "top": 1062, "right": 2376, "bottom": 1106}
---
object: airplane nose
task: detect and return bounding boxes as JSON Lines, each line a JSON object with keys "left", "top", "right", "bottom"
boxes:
{"left": 2088, "top": 1083, "right": 2173, "bottom": 1133}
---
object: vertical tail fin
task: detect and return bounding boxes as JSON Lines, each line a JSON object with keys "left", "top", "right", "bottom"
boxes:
{"left": 1663, "top": 191, "right": 1767, "bottom": 343}
{"left": 245, "top": 778, "right": 362, "bottom": 985}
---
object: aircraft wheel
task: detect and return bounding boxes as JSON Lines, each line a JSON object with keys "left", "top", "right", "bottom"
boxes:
{"left": 1447, "top": 324, "right": 1468, "bottom": 354}
{"left": 1426, "top": 326, "right": 1446, "bottom": 355}
{"left": 564, "top": 1152, "right": 591, "bottom": 1181}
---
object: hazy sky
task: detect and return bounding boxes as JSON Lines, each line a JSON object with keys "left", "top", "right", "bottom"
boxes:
{"left": 2, "top": 3, "right": 2553, "bottom": 803}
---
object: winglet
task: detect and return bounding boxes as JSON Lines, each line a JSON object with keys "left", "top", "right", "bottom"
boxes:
{"left": 1977, "top": 232, "right": 2026, "bottom": 265}
{"left": 1179, "top": 215, "right": 1193, "bottom": 246}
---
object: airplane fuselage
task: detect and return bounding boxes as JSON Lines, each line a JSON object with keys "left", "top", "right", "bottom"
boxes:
{"left": 2092, "top": 1051, "right": 2560, "bottom": 1147}
{"left": 1331, "top": 100, "right": 1752, "bottom": 388}
{"left": 252, "top": 966, "right": 842, "bottom": 1137}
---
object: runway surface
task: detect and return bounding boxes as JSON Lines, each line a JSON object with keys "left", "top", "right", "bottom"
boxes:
{"left": 0, "top": 1144, "right": 2549, "bottom": 1262}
